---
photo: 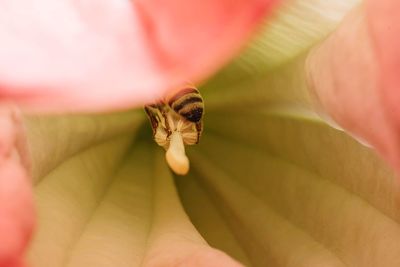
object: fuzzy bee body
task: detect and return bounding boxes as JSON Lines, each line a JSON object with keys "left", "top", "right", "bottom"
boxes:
{"left": 168, "top": 87, "right": 204, "bottom": 123}
{"left": 144, "top": 86, "right": 204, "bottom": 146}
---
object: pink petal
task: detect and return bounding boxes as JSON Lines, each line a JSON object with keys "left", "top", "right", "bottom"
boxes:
{"left": 366, "top": 0, "right": 400, "bottom": 121}
{"left": 0, "top": 107, "right": 34, "bottom": 267}
{"left": 366, "top": 1, "right": 400, "bottom": 143}
{"left": 306, "top": 4, "right": 400, "bottom": 173}
{"left": 0, "top": 0, "right": 278, "bottom": 112}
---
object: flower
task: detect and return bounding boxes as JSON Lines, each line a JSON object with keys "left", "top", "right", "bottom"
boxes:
{"left": 2, "top": 0, "right": 400, "bottom": 267}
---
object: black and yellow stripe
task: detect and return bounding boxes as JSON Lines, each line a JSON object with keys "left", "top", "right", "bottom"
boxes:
{"left": 168, "top": 87, "right": 204, "bottom": 123}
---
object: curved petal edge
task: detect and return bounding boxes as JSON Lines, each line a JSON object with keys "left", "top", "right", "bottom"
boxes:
{"left": 0, "top": 107, "right": 34, "bottom": 267}
{"left": 306, "top": 3, "right": 400, "bottom": 175}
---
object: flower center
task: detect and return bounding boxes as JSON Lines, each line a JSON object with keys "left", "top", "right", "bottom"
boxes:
{"left": 144, "top": 87, "right": 204, "bottom": 175}
{"left": 156, "top": 108, "right": 198, "bottom": 175}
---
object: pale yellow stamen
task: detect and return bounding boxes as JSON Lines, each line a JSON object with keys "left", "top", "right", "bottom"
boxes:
{"left": 165, "top": 131, "right": 189, "bottom": 175}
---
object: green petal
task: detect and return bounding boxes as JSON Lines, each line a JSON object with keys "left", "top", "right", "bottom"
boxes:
{"left": 24, "top": 111, "right": 144, "bottom": 183}
{"left": 172, "top": 1, "right": 400, "bottom": 265}
{"left": 202, "top": 0, "right": 361, "bottom": 92}
{"left": 26, "top": 112, "right": 241, "bottom": 267}
{"left": 177, "top": 111, "right": 400, "bottom": 266}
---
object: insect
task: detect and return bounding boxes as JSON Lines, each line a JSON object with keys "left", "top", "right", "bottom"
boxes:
{"left": 144, "top": 86, "right": 204, "bottom": 147}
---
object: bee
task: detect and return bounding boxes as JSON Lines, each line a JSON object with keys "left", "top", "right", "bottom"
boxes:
{"left": 168, "top": 87, "right": 204, "bottom": 136}
{"left": 144, "top": 86, "right": 204, "bottom": 146}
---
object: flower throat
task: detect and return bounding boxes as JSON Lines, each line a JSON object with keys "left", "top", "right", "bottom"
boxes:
{"left": 144, "top": 85, "right": 204, "bottom": 175}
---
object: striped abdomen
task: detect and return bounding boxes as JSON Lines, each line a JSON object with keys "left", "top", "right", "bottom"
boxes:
{"left": 168, "top": 87, "right": 204, "bottom": 123}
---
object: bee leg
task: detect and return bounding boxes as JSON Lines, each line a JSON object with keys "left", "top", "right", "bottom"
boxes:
{"left": 195, "top": 121, "right": 203, "bottom": 144}
{"left": 160, "top": 107, "right": 172, "bottom": 137}
{"left": 144, "top": 106, "right": 158, "bottom": 136}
